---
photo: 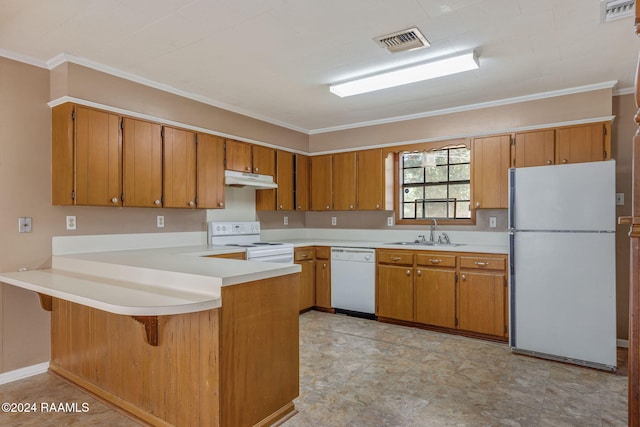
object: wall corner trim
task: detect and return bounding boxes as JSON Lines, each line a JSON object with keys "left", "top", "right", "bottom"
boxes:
{"left": 0, "top": 362, "right": 50, "bottom": 386}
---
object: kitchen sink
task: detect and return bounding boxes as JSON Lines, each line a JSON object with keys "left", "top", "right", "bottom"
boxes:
{"left": 384, "top": 241, "right": 465, "bottom": 247}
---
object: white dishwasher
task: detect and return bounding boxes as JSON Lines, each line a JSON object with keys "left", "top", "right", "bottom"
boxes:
{"left": 331, "top": 247, "right": 376, "bottom": 318}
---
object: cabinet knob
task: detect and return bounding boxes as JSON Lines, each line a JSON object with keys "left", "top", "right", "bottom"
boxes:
{"left": 188, "top": 201, "right": 195, "bottom": 207}
{"left": 111, "top": 197, "right": 119, "bottom": 204}
{"left": 461, "top": 274, "right": 466, "bottom": 280}
{"left": 376, "top": 204, "right": 380, "bottom": 209}
{"left": 297, "top": 205, "right": 302, "bottom": 209}
{"left": 429, "top": 259, "right": 442, "bottom": 264}
{"left": 417, "top": 270, "right": 422, "bottom": 277}
{"left": 406, "top": 270, "right": 411, "bottom": 276}
{"left": 326, "top": 205, "right": 330, "bottom": 209}
{"left": 323, "top": 263, "right": 327, "bottom": 268}
{"left": 254, "top": 167, "right": 259, "bottom": 172}
{"left": 279, "top": 204, "right": 283, "bottom": 209}
{"left": 154, "top": 199, "right": 161, "bottom": 206}
{"left": 218, "top": 202, "right": 224, "bottom": 207}
{"left": 546, "top": 160, "right": 552, "bottom": 165}
{"left": 475, "top": 202, "right": 480, "bottom": 208}
{"left": 246, "top": 167, "right": 251, "bottom": 171}
{"left": 350, "top": 205, "right": 354, "bottom": 209}
{"left": 561, "top": 159, "right": 568, "bottom": 164}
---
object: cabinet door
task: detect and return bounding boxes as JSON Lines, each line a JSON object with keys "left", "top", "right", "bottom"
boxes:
{"left": 295, "top": 154, "right": 310, "bottom": 210}
{"left": 52, "top": 104, "right": 75, "bottom": 205}
{"left": 357, "top": 149, "right": 384, "bottom": 210}
{"left": 163, "top": 127, "right": 197, "bottom": 208}
{"left": 332, "top": 152, "right": 357, "bottom": 210}
{"left": 472, "top": 135, "right": 510, "bottom": 209}
{"left": 457, "top": 271, "right": 506, "bottom": 336}
{"left": 556, "top": 123, "right": 607, "bottom": 165}
{"left": 376, "top": 265, "right": 413, "bottom": 321}
{"left": 310, "top": 155, "right": 332, "bottom": 210}
{"left": 276, "top": 150, "right": 294, "bottom": 210}
{"left": 514, "top": 130, "right": 555, "bottom": 168}
{"left": 122, "top": 118, "right": 163, "bottom": 207}
{"left": 74, "top": 107, "right": 121, "bottom": 206}
{"left": 196, "top": 133, "right": 225, "bottom": 209}
{"left": 225, "top": 139, "right": 252, "bottom": 172}
{"left": 415, "top": 268, "right": 456, "bottom": 328}
{"left": 315, "top": 260, "right": 331, "bottom": 309}
{"left": 252, "top": 145, "right": 276, "bottom": 176}
{"left": 297, "top": 259, "right": 315, "bottom": 311}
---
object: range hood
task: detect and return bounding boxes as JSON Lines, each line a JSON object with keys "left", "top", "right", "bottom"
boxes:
{"left": 224, "top": 170, "right": 277, "bottom": 189}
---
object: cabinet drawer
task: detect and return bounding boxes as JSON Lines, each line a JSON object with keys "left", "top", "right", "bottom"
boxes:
{"left": 295, "top": 248, "right": 315, "bottom": 261}
{"left": 315, "top": 246, "right": 330, "bottom": 260}
{"left": 415, "top": 253, "right": 456, "bottom": 268}
{"left": 377, "top": 251, "right": 414, "bottom": 266}
{"left": 460, "top": 255, "right": 505, "bottom": 271}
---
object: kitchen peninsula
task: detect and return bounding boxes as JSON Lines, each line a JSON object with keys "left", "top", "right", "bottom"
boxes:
{"left": 0, "top": 247, "right": 301, "bottom": 427}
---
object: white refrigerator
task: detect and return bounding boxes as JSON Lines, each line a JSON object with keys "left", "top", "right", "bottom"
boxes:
{"left": 508, "top": 160, "right": 617, "bottom": 371}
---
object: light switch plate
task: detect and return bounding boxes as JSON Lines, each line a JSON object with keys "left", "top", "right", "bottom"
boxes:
{"left": 387, "top": 217, "right": 394, "bottom": 226}
{"left": 616, "top": 193, "right": 624, "bottom": 206}
{"left": 18, "top": 217, "right": 32, "bottom": 233}
{"left": 489, "top": 217, "right": 497, "bottom": 228}
{"left": 331, "top": 217, "right": 337, "bottom": 226}
{"left": 157, "top": 216, "right": 165, "bottom": 228}
{"left": 283, "top": 216, "right": 288, "bottom": 226}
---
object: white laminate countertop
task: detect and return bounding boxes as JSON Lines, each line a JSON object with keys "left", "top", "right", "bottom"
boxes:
{"left": 0, "top": 245, "right": 300, "bottom": 317}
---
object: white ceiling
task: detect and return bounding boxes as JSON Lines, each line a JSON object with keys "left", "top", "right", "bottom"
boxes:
{"left": 0, "top": 0, "right": 636, "bottom": 133}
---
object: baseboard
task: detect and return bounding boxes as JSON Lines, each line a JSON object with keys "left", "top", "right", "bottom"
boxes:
{"left": 617, "top": 339, "right": 629, "bottom": 349}
{"left": 0, "top": 361, "right": 49, "bottom": 385}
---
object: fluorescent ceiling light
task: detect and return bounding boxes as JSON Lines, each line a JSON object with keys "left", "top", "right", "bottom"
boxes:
{"left": 330, "top": 50, "right": 479, "bottom": 97}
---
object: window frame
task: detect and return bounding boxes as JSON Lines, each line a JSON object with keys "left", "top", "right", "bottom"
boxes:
{"left": 393, "top": 142, "right": 475, "bottom": 226}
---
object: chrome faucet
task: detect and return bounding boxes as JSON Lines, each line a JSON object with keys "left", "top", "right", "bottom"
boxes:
{"left": 439, "top": 232, "right": 451, "bottom": 245}
{"left": 429, "top": 219, "right": 437, "bottom": 242}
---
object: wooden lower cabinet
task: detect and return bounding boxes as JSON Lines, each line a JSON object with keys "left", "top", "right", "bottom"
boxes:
{"left": 415, "top": 268, "right": 456, "bottom": 328}
{"left": 377, "top": 264, "right": 414, "bottom": 322}
{"left": 315, "top": 247, "right": 332, "bottom": 309}
{"left": 376, "top": 249, "right": 507, "bottom": 340}
{"left": 205, "top": 252, "right": 246, "bottom": 260}
{"left": 295, "top": 247, "right": 316, "bottom": 311}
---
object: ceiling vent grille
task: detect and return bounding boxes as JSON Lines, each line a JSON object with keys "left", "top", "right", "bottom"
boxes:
{"left": 600, "top": 0, "right": 635, "bottom": 23}
{"left": 375, "top": 27, "right": 431, "bottom": 53}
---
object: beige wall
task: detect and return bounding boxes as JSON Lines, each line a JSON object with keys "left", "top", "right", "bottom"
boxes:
{"left": 55, "top": 63, "right": 309, "bottom": 152}
{"left": 0, "top": 56, "right": 633, "bottom": 376}
{"left": 309, "top": 89, "right": 613, "bottom": 152}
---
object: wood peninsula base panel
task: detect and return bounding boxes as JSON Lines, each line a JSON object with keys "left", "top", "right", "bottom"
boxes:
{"left": 49, "top": 273, "right": 300, "bottom": 427}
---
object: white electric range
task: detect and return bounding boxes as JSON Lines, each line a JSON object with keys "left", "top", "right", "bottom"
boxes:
{"left": 207, "top": 221, "right": 294, "bottom": 264}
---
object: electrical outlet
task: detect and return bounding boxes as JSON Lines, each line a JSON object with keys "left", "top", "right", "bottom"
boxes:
{"left": 157, "top": 215, "right": 165, "bottom": 228}
{"left": 616, "top": 193, "right": 625, "bottom": 206}
{"left": 66, "top": 216, "right": 76, "bottom": 231}
{"left": 331, "top": 217, "right": 337, "bottom": 226}
{"left": 284, "top": 216, "right": 289, "bottom": 226}
{"left": 489, "top": 217, "right": 497, "bottom": 228}
{"left": 387, "top": 217, "right": 394, "bottom": 227}
{"left": 18, "top": 217, "right": 32, "bottom": 233}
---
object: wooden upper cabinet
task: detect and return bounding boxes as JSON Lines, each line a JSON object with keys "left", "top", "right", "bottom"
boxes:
{"left": 332, "top": 152, "right": 357, "bottom": 210}
{"left": 225, "top": 139, "right": 253, "bottom": 172}
{"left": 197, "top": 133, "right": 226, "bottom": 209}
{"left": 276, "top": 150, "right": 294, "bottom": 210}
{"left": 225, "top": 139, "right": 276, "bottom": 175}
{"left": 357, "top": 148, "right": 384, "bottom": 210}
{"left": 310, "top": 155, "right": 333, "bottom": 210}
{"left": 514, "top": 130, "right": 555, "bottom": 167}
{"left": 52, "top": 104, "right": 75, "bottom": 205}
{"left": 163, "top": 127, "right": 197, "bottom": 208}
{"left": 252, "top": 145, "right": 276, "bottom": 176}
{"left": 256, "top": 149, "right": 292, "bottom": 211}
{"left": 555, "top": 123, "right": 609, "bottom": 165}
{"left": 472, "top": 135, "right": 510, "bottom": 209}
{"left": 74, "top": 106, "right": 122, "bottom": 207}
{"left": 295, "top": 154, "right": 310, "bottom": 210}
{"left": 122, "top": 118, "right": 163, "bottom": 208}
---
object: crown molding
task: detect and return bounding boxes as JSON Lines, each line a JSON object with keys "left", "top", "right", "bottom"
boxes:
{"left": 0, "top": 48, "right": 48, "bottom": 69}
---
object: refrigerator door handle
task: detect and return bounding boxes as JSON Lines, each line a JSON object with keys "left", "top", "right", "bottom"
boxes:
{"left": 508, "top": 168, "right": 516, "bottom": 230}
{"left": 509, "top": 229, "right": 516, "bottom": 347}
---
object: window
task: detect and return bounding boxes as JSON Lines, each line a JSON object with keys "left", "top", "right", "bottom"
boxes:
{"left": 400, "top": 146, "right": 471, "bottom": 220}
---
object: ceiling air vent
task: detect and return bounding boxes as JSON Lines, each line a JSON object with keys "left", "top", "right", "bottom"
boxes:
{"left": 600, "top": 0, "right": 635, "bottom": 23}
{"left": 375, "top": 27, "right": 431, "bottom": 53}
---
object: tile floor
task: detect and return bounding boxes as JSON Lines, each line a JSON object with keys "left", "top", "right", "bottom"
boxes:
{"left": 0, "top": 310, "right": 628, "bottom": 426}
